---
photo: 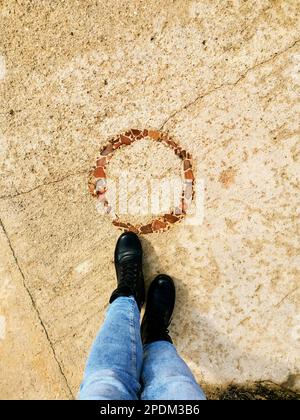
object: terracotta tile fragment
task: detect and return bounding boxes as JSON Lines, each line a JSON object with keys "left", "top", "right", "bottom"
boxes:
{"left": 120, "top": 135, "right": 132, "bottom": 145}
{"left": 183, "top": 159, "right": 192, "bottom": 170}
{"left": 177, "top": 149, "right": 187, "bottom": 159}
{"left": 173, "top": 147, "right": 181, "bottom": 155}
{"left": 140, "top": 224, "right": 153, "bottom": 234}
{"left": 167, "top": 140, "right": 178, "bottom": 148}
{"left": 96, "top": 157, "right": 107, "bottom": 167}
{"left": 152, "top": 219, "right": 167, "bottom": 231}
{"left": 131, "top": 129, "right": 141, "bottom": 136}
{"left": 164, "top": 214, "right": 179, "bottom": 224}
{"left": 101, "top": 143, "right": 114, "bottom": 156}
{"left": 142, "top": 129, "right": 149, "bottom": 137}
{"left": 94, "top": 166, "right": 106, "bottom": 178}
{"left": 160, "top": 134, "right": 169, "bottom": 143}
{"left": 113, "top": 141, "right": 122, "bottom": 149}
{"left": 185, "top": 169, "right": 194, "bottom": 181}
{"left": 113, "top": 221, "right": 129, "bottom": 229}
{"left": 148, "top": 130, "right": 160, "bottom": 140}
{"left": 128, "top": 131, "right": 135, "bottom": 138}
{"left": 126, "top": 225, "right": 139, "bottom": 234}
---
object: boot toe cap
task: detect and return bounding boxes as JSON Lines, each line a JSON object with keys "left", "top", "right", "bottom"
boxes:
{"left": 115, "top": 232, "right": 142, "bottom": 262}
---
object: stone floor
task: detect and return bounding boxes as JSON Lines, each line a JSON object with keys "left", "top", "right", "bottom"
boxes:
{"left": 0, "top": 0, "right": 299, "bottom": 399}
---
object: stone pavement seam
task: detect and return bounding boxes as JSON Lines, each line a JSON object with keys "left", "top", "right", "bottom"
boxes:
{"left": 0, "top": 218, "right": 74, "bottom": 399}
{"left": 160, "top": 37, "right": 300, "bottom": 130}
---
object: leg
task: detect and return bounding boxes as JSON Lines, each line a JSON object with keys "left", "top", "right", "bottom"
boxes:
{"left": 79, "top": 232, "right": 146, "bottom": 400}
{"left": 140, "top": 275, "right": 206, "bottom": 400}
{"left": 141, "top": 341, "right": 206, "bottom": 400}
{"left": 79, "top": 296, "right": 143, "bottom": 400}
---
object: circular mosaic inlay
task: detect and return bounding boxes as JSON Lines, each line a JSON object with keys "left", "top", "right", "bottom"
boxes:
{"left": 88, "top": 129, "right": 195, "bottom": 234}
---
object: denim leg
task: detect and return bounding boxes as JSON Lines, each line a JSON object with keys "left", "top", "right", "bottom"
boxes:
{"left": 141, "top": 341, "right": 206, "bottom": 400}
{"left": 79, "top": 296, "right": 143, "bottom": 400}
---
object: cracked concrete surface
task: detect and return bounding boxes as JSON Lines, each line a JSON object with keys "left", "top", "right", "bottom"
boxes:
{"left": 0, "top": 222, "right": 72, "bottom": 399}
{"left": 0, "top": 0, "right": 300, "bottom": 399}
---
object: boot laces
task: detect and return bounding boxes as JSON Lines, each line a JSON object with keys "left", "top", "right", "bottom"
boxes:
{"left": 120, "top": 260, "right": 139, "bottom": 288}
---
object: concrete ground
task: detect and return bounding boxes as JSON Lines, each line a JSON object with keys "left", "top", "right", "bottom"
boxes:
{"left": 0, "top": 0, "right": 300, "bottom": 399}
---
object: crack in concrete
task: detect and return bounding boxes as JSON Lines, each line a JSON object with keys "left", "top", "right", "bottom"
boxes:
{"left": 0, "top": 169, "right": 87, "bottom": 201}
{"left": 160, "top": 37, "right": 300, "bottom": 130}
{"left": 1, "top": 39, "right": 299, "bottom": 203}
{"left": 275, "top": 286, "right": 300, "bottom": 309}
{"left": 0, "top": 218, "right": 74, "bottom": 399}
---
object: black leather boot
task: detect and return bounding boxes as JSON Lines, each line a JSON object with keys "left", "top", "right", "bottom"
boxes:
{"left": 141, "top": 274, "right": 175, "bottom": 344}
{"left": 110, "top": 232, "right": 145, "bottom": 310}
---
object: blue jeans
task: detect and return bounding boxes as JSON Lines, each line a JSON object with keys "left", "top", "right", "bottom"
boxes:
{"left": 79, "top": 296, "right": 206, "bottom": 400}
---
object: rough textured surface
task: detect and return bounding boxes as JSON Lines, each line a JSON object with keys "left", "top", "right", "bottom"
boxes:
{"left": 0, "top": 225, "right": 71, "bottom": 399}
{"left": 0, "top": 0, "right": 300, "bottom": 399}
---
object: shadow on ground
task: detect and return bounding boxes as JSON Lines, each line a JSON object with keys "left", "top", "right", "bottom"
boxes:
{"left": 215, "top": 382, "right": 300, "bottom": 400}
{"left": 141, "top": 237, "right": 300, "bottom": 401}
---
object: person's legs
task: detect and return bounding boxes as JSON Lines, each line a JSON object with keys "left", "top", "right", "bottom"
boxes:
{"left": 79, "top": 232, "right": 145, "bottom": 400}
{"left": 140, "top": 275, "right": 206, "bottom": 400}
{"left": 79, "top": 297, "right": 143, "bottom": 400}
{"left": 141, "top": 341, "right": 206, "bottom": 400}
